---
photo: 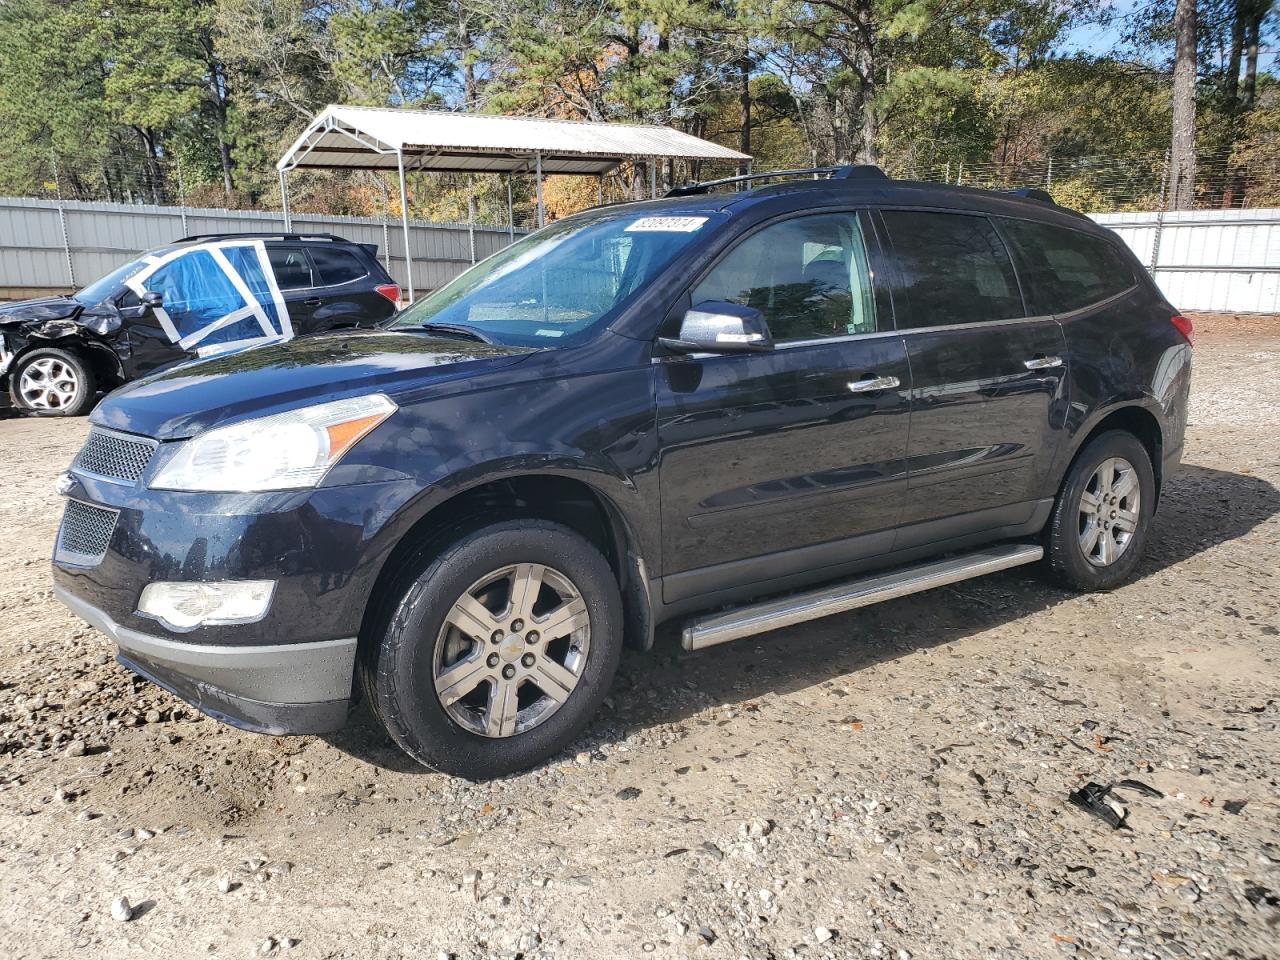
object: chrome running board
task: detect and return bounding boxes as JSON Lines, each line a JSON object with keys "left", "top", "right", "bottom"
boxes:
{"left": 680, "top": 543, "right": 1043, "bottom": 651}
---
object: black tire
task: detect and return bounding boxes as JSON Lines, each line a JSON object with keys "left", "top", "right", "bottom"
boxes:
{"left": 1044, "top": 430, "right": 1156, "bottom": 592}
{"left": 362, "top": 519, "right": 623, "bottom": 779}
{"left": 10, "top": 347, "right": 96, "bottom": 416}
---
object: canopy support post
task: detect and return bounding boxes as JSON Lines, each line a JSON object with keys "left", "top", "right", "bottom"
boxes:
{"left": 535, "top": 152, "right": 544, "bottom": 229}
{"left": 396, "top": 149, "right": 414, "bottom": 302}
{"left": 279, "top": 169, "right": 291, "bottom": 231}
{"left": 506, "top": 173, "right": 514, "bottom": 242}
{"left": 597, "top": 174, "right": 603, "bottom": 206}
{"left": 467, "top": 178, "right": 476, "bottom": 264}
{"left": 649, "top": 157, "right": 657, "bottom": 198}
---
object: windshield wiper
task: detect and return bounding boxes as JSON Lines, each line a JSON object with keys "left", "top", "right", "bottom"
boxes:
{"left": 415, "top": 322, "right": 496, "bottom": 345}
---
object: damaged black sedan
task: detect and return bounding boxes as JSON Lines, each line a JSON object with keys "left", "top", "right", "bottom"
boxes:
{"left": 1, "top": 232, "right": 399, "bottom": 416}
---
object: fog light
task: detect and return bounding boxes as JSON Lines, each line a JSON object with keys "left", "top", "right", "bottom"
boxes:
{"left": 137, "top": 581, "right": 275, "bottom": 632}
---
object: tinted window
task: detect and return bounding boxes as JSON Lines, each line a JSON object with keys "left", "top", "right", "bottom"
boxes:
{"left": 998, "top": 218, "right": 1135, "bottom": 314}
{"left": 881, "top": 211, "right": 1024, "bottom": 328}
{"left": 308, "top": 247, "right": 367, "bottom": 285}
{"left": 268, "top": 247, "right": 316, "bottom": 290}
{"left": 691, "top": 212, "right": 876, "bottom": 341}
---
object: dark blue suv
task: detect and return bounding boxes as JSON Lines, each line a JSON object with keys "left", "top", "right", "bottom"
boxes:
{"left": 52, "top": 167, "right": 1192, "bottom": 779}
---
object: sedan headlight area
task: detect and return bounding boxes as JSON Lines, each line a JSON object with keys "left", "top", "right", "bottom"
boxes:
{"left": 138, "top": 580, "right": 275, "bottom": 632}
{"left": 150, "top": 394, "right": 396, "bottom": 492}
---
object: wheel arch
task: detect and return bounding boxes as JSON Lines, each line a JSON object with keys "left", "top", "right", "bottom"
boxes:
{"left": 359, "top": 469, "right": 655, "bottom": 657}
{"left": 1058, "top": 403, "right": 1165, "bottom": 505}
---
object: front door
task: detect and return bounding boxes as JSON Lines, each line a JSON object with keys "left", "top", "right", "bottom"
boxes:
{"left": 875, "top": 209, "right": 1069, "bottom": 544}
{"left": 656, "top": 210, "right": 911, "bottom": 604}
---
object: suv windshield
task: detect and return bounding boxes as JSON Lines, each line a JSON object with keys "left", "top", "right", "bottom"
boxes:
{"left": 74, "top": 257, "right": 151, "bottom": 305}
{"left": 390, "top": 209, "right": 719, "bottom": 346}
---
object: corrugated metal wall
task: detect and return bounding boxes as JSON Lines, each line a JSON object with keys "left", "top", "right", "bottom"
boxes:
{"left": 0, "top": 197, "right": 523, "bottom": 298}
{"left": 1091, "top": 208, "right": 1280, "bottom": 314}
{"left": 3, "top": 197, "right": 1276, "bottom": 313}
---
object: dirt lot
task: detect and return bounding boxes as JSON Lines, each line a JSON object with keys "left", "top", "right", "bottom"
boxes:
{"left": 1, "top": 314, "right": 1277, "bottom": 960}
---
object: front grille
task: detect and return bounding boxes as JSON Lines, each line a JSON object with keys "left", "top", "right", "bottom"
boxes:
{"left": 74, "top": 429, "right": 156, "bottom": 483}
{"left": 56, "top": 500, "right": 119, "bottom": 564}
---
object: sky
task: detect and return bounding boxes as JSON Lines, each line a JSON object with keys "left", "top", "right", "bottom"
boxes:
{"left": 1056, "top": 0, "right": 1277, "bottom": 72}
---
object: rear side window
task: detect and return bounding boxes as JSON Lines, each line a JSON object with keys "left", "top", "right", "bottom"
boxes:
{"left": 691, "top": 212, "right": 877, "bottom": 341}
{"left": 880, "top": 211, "right": 1024, "bottom": 328}
{"left": 267, "top": 247, "right": 315, "bottom": 290}
{"left": 308, "top": 247, "right": 367, "bottom": 285}
{"left": 998, "top": 218, "right": 1135, "bottom": 314}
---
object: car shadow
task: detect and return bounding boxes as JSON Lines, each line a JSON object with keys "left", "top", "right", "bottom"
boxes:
{"left": 322, "top": 464, "right": 1280, "bottom": 775}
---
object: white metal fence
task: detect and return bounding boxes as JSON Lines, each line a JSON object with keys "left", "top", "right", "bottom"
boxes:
{"left": 1090, "top": 208, "right": 1280, "bottom": 314}
{"left": 0, "top": 196, "right": 524, "bottom": 299}
{"left": 2, "top": 196, "right": 1276, "bottom": 314}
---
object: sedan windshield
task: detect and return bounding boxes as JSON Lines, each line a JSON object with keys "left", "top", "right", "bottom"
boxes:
{"left": 390, "top": 210, "right": 719, "bottom": 346}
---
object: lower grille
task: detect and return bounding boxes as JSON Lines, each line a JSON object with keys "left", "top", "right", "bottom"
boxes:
{"left": 56, "top": 500, "right": 119, "bottom": 564}
{"left": 74, "top": 429, "right": 156, "bottom": 483}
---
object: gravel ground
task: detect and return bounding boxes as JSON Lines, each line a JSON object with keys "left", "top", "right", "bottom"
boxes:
{"left": 0, "top": 313, "right": 1277, "bottom": 960}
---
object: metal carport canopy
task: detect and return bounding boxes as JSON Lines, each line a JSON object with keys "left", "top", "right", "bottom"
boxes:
{"left": 276, "top": 105, "right": 751, "bottom": 300}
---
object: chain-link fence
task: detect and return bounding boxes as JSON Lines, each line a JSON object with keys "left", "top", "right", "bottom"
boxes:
{"left": 22, "top": 142, "right": 1280, "bottom": 227}
{"left": 885, "top": 144, "right": 1280, "bottom": 213}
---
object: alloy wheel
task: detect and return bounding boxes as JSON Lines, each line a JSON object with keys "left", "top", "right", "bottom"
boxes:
{"left": 433, "top": 562, "right": 591, "bottom": 738}
{"left": 1078, "top": 456, "right": 1141, "bottom": 567}
{"left": 19, "top": 357, "right": 80, "bottom": 410}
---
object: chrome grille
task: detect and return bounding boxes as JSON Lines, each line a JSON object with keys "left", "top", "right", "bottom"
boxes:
{"left": 56, "top": 500, "right": 118, "bottom": 564}
{"left": 74, "top": 429, "right": 156, "bottom": 483}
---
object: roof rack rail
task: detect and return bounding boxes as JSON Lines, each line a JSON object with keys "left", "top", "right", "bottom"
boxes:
{"left": 666, "top": 164, "right": 888, "bottom": 197}
{"left": 1000, "top": 187, "right": 1056, "bottom": 205}
{"left": 175, "top": 231, "right": 346, "bottom": 243}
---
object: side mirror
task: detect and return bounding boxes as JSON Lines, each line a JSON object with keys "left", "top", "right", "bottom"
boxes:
{"left": 119, "top": 290, "right": 162, "bottom": 321}
{"left": 659, "top": 300, "right": 774, "bottom": 354}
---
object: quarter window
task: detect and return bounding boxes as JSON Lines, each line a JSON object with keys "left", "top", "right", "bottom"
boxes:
{"left": 691, "top": 212, "right": 876, "bottom": 342}
{"left": 880, "top": 211, "right": 1024, "bottom": 328}
{"left": 308, "top": 247, "right": 367, "bottom": 285}
{"left": 997, "top": 218, "right": 1136, "bottom": 314}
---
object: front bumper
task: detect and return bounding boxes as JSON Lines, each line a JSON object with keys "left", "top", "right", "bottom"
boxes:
{"left": 56, "top": 585, "right": 355, "bottom": 735}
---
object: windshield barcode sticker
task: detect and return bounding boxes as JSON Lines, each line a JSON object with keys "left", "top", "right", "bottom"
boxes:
{"left": 625, "top": 216, "right": 708, "bottom": 233}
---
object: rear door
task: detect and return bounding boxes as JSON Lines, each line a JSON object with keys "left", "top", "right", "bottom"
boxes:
{"left": 876, "top": 209, "right": 1069, "bottom": 546}
{"left": 266, "top": 244, "right": 320, "bottom": 333}
{"left": 304, "top": 245, "right": 388, "bottom": 331}
{"left": 656, "top": 209, "right": 912, "bottom": 604}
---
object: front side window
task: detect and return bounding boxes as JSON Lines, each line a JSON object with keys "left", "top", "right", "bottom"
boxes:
{"left": 998, "top": 218, "right": 1136, "bottom": 315}
{"left": 691, "top": 212, "right": 876, "bottom": 342}
{"left": 880, "top": 211, "right": 1024, "bottom": 328}
{"left": 391, "top": 211, "right": 719, "bottom": 347}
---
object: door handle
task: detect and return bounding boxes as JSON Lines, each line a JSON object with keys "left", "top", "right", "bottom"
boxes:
{"left": 1024, "top": 355, "right": 1063, "bottom": 370}
{"left": 303, "top": 298, "right": 322, "bottom": 306}
{"left": 847, "top": 375, "right": 900, "bottom": 394}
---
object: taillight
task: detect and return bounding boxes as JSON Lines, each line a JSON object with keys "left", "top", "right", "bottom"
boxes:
{"left": 1170, "top": 314, "right": 1194, "bottom": 346}
{"left": 375, "top": 283, "right": 401, "bottom": 305}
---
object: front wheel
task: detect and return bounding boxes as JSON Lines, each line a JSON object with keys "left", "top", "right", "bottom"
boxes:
{"left": 11, "top": 347, "right": 96, "bottom": 416}
{"left": 1043, "top": 430, "right": 1156, "bottom": 591}
{"left": 362, "top": 519, "right": 623, "bottom": 779}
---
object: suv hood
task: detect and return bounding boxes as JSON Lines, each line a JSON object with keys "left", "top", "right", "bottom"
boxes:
{"left": 92, "top": 328, "right": 537, "bottom": 440}
{"left": 0, "top": 295, "right": 84, "bottom": 326}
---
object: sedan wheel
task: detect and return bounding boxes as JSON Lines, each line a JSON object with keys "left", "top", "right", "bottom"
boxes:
{"left": 1077, "top": 456, "right": 1141, "bottom": 566}
{"left": 435, "top": 563, "right": 591, "bottom": 738}
{"left": 19, "top": 356, "right": 81, "bottom": 411}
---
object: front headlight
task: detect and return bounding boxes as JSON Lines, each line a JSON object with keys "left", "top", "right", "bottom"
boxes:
{"left": 149, "top": 394, "right": 397, "bottom": 492}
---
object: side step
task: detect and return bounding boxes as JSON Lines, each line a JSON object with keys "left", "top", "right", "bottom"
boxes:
{"left": 681, "top": 543, "right": 1043, "bottom": 651}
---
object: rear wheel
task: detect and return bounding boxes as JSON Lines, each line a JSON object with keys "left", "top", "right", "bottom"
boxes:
{"left": 1044, "top": 430, "right": 1155, "bottom": 591}
{"left": 363, "top": 519, "right": 623, "bottom": 779}
{"left": 11, "top": 348, "right": 96, "bottom": 416}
